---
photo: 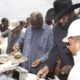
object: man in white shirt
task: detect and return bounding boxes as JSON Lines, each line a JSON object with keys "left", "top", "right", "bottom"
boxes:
{"left": 63, "top": 19, "right": 80, "bottom": 80}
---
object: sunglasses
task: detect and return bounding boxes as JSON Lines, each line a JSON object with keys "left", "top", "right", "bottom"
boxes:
{"left": 65, "top": 42, "right": 71, "bottom": 46}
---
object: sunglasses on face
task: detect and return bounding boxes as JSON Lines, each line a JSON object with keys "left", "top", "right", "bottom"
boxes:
{"left": 65, "top": 42, "right": 71, "bottom": 46}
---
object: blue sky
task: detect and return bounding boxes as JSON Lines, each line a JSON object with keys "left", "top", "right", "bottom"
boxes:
{"left": 0, "top": 0, "right": 80, "bottom": 21}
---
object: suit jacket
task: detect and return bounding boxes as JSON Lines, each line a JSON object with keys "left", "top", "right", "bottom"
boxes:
{"left": 46, "top": 16, "right": 79, "bottom": 71}
{"left": 46, "top": 16, "right": 80, "bottom": 80}
{"left": 47, "top": 25, "right": 74, "bottom": 71}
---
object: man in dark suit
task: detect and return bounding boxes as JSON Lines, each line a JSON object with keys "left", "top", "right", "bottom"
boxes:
{"left": 37, "top": 0, "right": 80, "bottom": 80}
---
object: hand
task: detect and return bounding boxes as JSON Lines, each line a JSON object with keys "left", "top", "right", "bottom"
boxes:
{"left": 31, "top": 59, "right": 41, "bottom": 68}
{"left": 55, "top": 65, "right": 61, "bottom": 76}
{"left": 13, "top": 45, "right": 20, "bottom": 53}
{"left": 37, "top": 66, "right": 49, "bottom": 78}
{"left": 61, "top": 65, "right": 72, "bottom": 74}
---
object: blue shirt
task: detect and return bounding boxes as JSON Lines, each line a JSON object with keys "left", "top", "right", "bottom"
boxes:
{"left": 16, "top": 23, "right": 53, "bottom": 74}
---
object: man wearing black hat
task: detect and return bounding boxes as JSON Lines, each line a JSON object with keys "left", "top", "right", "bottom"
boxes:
{"left": 37, "top": 0, "right": 80, "bottom": 80}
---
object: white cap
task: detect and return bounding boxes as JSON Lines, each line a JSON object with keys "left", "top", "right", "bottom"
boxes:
{"left": 9, "top": 20, "right": 20, "bottom": 30}
{"left": 63, "top": 19, "right": 80, "bottom": 42}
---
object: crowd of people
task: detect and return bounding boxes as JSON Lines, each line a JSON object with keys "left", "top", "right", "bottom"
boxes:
{"left": 0, "top": 0, "right": 80, "bottom": 80}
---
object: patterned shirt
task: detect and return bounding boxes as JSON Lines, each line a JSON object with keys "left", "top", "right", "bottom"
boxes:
{"left": 16, "top": 23, "right": 53, "bottom": 74}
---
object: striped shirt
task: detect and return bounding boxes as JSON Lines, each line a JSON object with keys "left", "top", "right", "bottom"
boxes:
{"left": 16, "top": 23, "right": 53, "bottom": 74}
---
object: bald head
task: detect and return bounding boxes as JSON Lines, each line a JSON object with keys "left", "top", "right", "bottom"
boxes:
{"left": 30, "top": 12, "right": 43, "bottom": 29}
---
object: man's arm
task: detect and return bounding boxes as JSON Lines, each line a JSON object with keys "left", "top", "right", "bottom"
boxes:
{"left": 46, "top": 27, "right": 58, "bottom": 72}
{"left": 46, "top": 44, "right": 57, "bottom": 72}
{"left": 13, "top": 29, "right": 26, "bottom": 52}
{"left": 40, "top": 29, "right": 53, "bottom": 63}
{"left": 2, "top": 29, "right": 11, "bottom": 37}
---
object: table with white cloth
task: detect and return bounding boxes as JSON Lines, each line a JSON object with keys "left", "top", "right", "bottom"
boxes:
{"left": 0, "top": 54, "right": 27, "bottom": 80}
{"left": 0, "top": 54, "right": 60, "bottom": 80}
